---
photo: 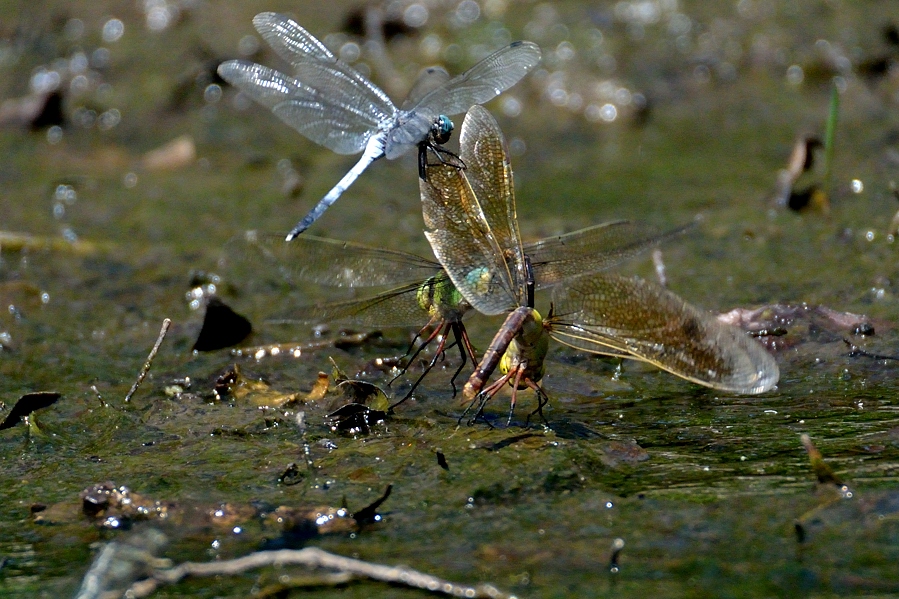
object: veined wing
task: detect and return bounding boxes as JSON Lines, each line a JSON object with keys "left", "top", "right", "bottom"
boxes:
{"left": 234, "top": 231, "right": 443, "bottom": 288}
{"left": 410, "top": 41, "right": 542, "bottom": 120}
{"left": 219, "top": 13, "right": 397, "bottom": 155}
{"left": 548, "top": 274, "right": 779, "bottom": 394}
{"left": 460, "top": 106, "right": 526, "bottom": 302}
{"left": 217, "top": 61, "right": 381, "bottom": 155}
{"left": 253, "top": 12, "right": 396, "bottom": 123}
{"left": 527, "top": 220, "right": 695, "bottom": 288}
{"left": 271, "top": 282, "right": 437, "bottom": 328}
{"left": 252, "top": 12, "right": 335, "bottom": 64}
{"left": 401, "top": 67, "right": 451, "bottom": 111}
{"left": 421, "top": 159, "right": 518, "bottom": 316}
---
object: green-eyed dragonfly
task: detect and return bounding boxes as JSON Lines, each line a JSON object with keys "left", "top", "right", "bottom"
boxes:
{"left": 218, "top": 12, "right": 540, "bottom": 239}
{"left": 419, "top": 105, "right": 779, "bottom": 423}
{"left": 234, "top": 214, "right": 685, "bottom": 406}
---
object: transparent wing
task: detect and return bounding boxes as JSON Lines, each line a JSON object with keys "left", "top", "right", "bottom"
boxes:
{"left": 271, "top": 282, "right": 437, "bottom": 328}
{"left": 411, "top": 41, "right": 541, "bottom": 118}
{"left": 230, "top": 231, "right": 442, "bottom": 288}
{"left": 421, "top": 159, "right": 518, "bottom": 316}
{"left": 401, "top": 67, "right": 450, "bottom": 111}
{"left": 252, "top": 12, "right": 336, "bottom": 63}
{"left": 217, "top": 60, "right": 379, "bottom": 155}
{"left": 526, "top": 220, "right": 695, "bottom": 288}
{"left": 253, "top": 12, "right": 396, "bottom": 123}
{"left": 549, "top": 274, "right": 779, "bottom": 394}
{"left": 219, "top": 13, "right": 398, "bottom": 155}
{"left": 460, "top": 105, "right": 526, "bottom": 301}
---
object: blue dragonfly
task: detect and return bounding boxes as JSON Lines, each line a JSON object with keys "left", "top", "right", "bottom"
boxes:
{"left": 218, "top": 12, "right": 541, "bottom": 239}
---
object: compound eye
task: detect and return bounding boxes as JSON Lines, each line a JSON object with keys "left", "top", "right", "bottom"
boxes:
{"left": 432, "top": 115, "right": 454, "bottom": 144}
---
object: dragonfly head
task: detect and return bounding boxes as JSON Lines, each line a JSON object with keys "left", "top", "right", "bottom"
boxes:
{"left": 431, "top": 115, "right": 454, "bottom": 145}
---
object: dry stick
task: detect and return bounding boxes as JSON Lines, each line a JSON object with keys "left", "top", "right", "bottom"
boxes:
{"left": 136, "top": 548, "right": 516, "bottom": 599}
{"left": 124, "top": 319, "right": 171, "bottom": 403}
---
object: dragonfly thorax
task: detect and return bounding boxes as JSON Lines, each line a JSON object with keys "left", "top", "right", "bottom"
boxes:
{"left": 499, "top": 308, "right": 550, "bottom": 386}
{"left": 417, "top": 276, "right": 467, "bottom": 321}
{"left": 385, "top": 110, "right": 435, "bottom": 159}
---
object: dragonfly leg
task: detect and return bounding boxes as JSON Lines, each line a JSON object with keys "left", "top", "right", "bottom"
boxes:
{"left": 457, "top": 322, "right": 479, "bottom": 365}
{"left": 446, "top": 322, "right": 472, "bottom": 397}
{"left": 460, "top": 371, "right": 513, "bottom": 426}
{"left": 505, "top": 366, "right": 526, "bottom": 427}
{"left": 390, "top": 323, "right": 450, "bottom": 409}
{"left": 419, "top": 143, "right": 466, "bottom": 179}
{"left": 524, "top": 379, "right": 550, "bottom": 427}
{"left": 388, "top": 322, "right": 443, "bottom": 385}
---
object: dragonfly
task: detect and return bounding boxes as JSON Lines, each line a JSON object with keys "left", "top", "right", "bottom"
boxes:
{"left": 236, "top": 230, "right": 475, "bottom": 404}
{"left": 235, "top": 214, "right": 685, "bottom": 406}
{"left": 217, "top": 12, "right": 541, "bottom": 239}
{"left": 419, "top": 105, "right": 780, "bottom": 424}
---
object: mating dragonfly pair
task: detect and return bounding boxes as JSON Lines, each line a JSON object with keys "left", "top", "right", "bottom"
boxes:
{"left": 220, "top": 13, "right": 779, "bottom": 424}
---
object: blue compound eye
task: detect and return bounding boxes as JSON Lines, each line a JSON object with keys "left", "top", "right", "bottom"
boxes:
{"left": 432, "top": 115, "right": 454, "bottom": 144}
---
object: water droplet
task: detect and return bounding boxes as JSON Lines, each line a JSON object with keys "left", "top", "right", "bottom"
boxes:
{"left": 102, "top": 18, "right": 124, "bottom": 43}
{"left": 786, "top": 64, "right": 804, "bottom": 85}
{"left": 404, "top": 4, "right": 429, "bottom": 28}
{"left": 46, "top": 126, "right": 63, "bottom": 144}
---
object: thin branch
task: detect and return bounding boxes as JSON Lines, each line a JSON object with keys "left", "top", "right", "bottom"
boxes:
{"left": 124, "top": 319, "right": 171, "bottom": 403}
{"left": 132, "top": 547, "right": 517, "bottom": 599}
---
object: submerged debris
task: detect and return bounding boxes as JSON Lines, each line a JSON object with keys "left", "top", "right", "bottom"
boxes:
{"left": 74, "top": 528, "right": 169, "bottom": 599}
{"left": 795, "top": 434, "right": 854, "bottom": 543}
{"left": 33, "top": 481, "right": 389, "bottom": 539}
{"left": 718, "top": 303, "right": 873, "bottom": 350}
{"left": 212, "top": 363, "right": 300, "bottom": 407}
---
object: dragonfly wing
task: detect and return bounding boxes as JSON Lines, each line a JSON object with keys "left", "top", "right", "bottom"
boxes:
{"left": 218, "top": 60, "right": 376, "bottom": 155}
{"left": 272, "top": 282, "right": 437, "bottom": 328}
{"left": 232, "top": 231, "right": 443, "bottom": 288}
{"left": 401, "top": 66, "right": 451, "bottom": 111}
{"left": 252, "top": 12, "right": 335, "bottom": 63}
{"left": 549, "top": 274, "right": 779, "bottom": 394}
{"left": 253, "top": 11, "right": 396, "bottom": 124}
{"left": 411, "top": 41, "right": 541, "bottom": 117}
{"left": 459, "top": 105, "right": 526, "bottom": 302}
{"left": 527, "top": 220, "right": 695, "bottom": 288}
{"left": 421, "top": 160, "right": 518, "bottom": 316}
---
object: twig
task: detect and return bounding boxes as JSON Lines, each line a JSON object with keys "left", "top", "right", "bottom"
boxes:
{"left": 124, "top": 319, "right": 171, "bottom": 403}
{"left": 89, "top": 384, "right": 109, "bottom": 408}
{"left": 132, "top": 547, "right": 517, "bottom": 598}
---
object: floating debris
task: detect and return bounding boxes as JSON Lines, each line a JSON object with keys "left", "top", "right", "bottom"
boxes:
{"left": 0, "top": 391, "right": 61, "bottom": 431}
{"left": 139, "top": 134, "right": 196, "bottom": 171}
{"left": 771, "top": 136, "right": 827, "bottom": 211}
{"left": 0, "top": 231, "right": 105, "bottom": 256}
